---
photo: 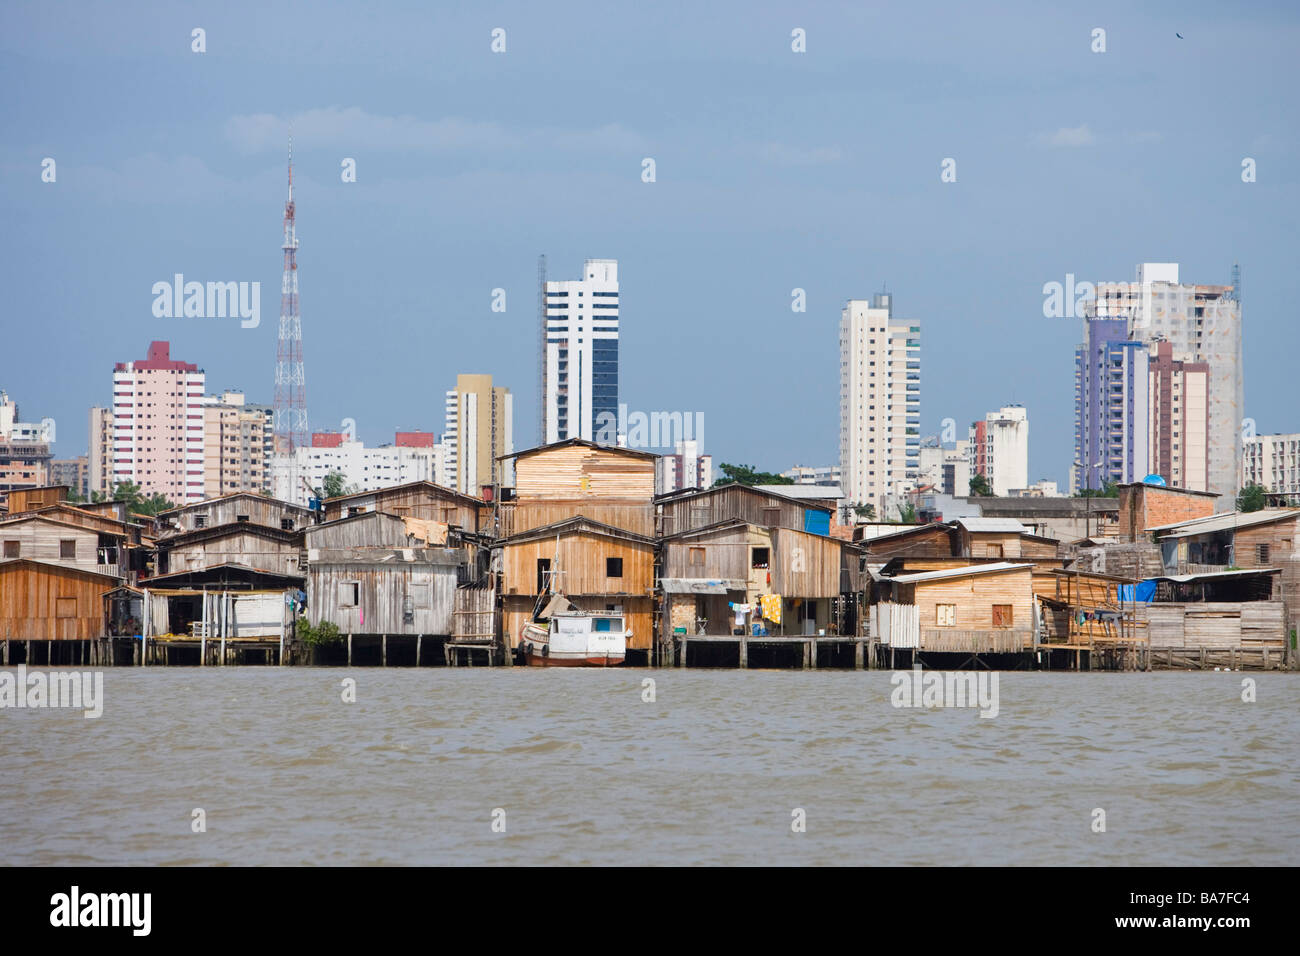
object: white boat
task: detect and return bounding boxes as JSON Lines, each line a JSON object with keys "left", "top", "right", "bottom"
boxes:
{"left": 518, "top": 595, "right": 628, "bottom": 667}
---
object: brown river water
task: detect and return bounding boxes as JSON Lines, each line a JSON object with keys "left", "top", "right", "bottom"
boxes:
{"left": 2, "top": 669, "right": 1296, "bottom": 865}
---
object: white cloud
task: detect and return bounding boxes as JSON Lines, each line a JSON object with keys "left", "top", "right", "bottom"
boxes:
{"left": 1036, "top": 124, "right": 1096, "bottom": 148}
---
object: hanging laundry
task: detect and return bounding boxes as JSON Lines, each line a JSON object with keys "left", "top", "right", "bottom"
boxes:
{"left": 730, "top": 602, "right": 753, "bottom": 628}
{"left": 760, "top": 594, "right": 783, "bottom": 625}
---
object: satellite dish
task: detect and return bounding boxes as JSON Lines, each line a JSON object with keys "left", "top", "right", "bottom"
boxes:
{"left": 1141, "top": 474, "right": 1167, "bottom": 486}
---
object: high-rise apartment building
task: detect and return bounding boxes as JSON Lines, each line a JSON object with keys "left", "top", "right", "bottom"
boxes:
{"left": 839, "top": 293, "right": 921, "bottom": 509}
{"left": 969, "top": 405, "right": 1028, "bottom": 497}
{"left": 111, "top": 341, "right": 206, "bottom": 502}
{"left": 918, "top": 439, "right": 969, "bottom": 497}
{"left": 49, "top": 457, "right": 89, "bottom": 498}
{"left": 1074, "top": 318, "right": 1150, "bottom": 492}
{"left": 442, "top": 374, "right": 513, "bottom": 494}
{"left": 200, "top": 390, "right": 274, "bottom": 498}
{"left": 1241, "top": 433, "right": 1300, "bottom": 498}
{"left": 1147, "top": 341, "right": 1209, "bottom": 492}
{"left": 1082, "top": 263, "right": 1240, "bottom": 498}
{"left": 655, "top": 440, "right": 712, "bottom": 494}
{"left": 87, "top": 406, "right": 113, "bottom": 496}
{"left": 542, "top": 258, "right": 619, "bottom": 444}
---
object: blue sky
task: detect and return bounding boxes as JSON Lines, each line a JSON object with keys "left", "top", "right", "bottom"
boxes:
{"left": 1, "top": 0, "right": 1296, "bottom": 485}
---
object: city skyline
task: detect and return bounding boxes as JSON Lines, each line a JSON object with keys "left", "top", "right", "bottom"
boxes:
{"left": 1, "top": 2, "right": 1296, "bottom": 489}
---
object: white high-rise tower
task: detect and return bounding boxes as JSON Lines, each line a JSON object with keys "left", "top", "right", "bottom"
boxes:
{"left": 541, "top": 258, "right": 619, "bottom": 444}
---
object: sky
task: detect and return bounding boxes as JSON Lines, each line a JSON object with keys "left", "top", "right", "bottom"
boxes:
{"left": 1, "top": 0, "right": 1297, "bottom": 486}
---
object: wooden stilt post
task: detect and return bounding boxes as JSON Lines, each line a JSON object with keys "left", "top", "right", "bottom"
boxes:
{"left": 347, "top": 633, "right": 352, "bottom": 666}
{"left": 680, "top": 636, "right": 687, "bottom": 668}
{"left": 738, "top": 637, "right": 747, "bottom": 669}
{"left": 416, "top": 634, "right": 422, "bottom": 668}
{"left": 854, "top": 640, "right": 864, "bottom": 670}
{"left": 382, "top": 634, "right": 387, "bottom": 667}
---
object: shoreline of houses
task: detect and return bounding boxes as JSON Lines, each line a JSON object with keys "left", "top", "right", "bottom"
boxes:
{"left": 0, "top": 440, "right": 1295, "bottom": 671}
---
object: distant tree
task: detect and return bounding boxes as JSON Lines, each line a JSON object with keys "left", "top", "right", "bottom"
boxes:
{"left": 321, "top": 472, "right": 349, "bottom": 499}
{"left": 1236, "top": 483, "right": 1267, "bottom": 513}
{"left": 716, "top": 463, "right": 794, "bottom": 487}
{"left": 898, "top": 502, "right": 918, "bottom": 523}
{"left": 968, "top": 474, "right": 992, "bottom": 497}
{"left": 1075, "top": 479, "right": 1119, "bottom": 499}
{"left": 853, "top": 503, "right": 876, "bottom": 520}
{"left": 110, "top": 481, "right": 174, "bottom": 516}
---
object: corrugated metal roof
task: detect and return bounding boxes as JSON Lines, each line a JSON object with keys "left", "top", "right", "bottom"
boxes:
{"left": 885, "top": 562, "right": 1033, "bottom": 584}
{"left": 1151, "top": 509, "right": 1300, "bottom": 538}
{"left": 753, "top": 484, "right": 844, "bottom": 499}
{"left": 953, "top": 517, "right": 1028, "bottom": 533}
{"left": 1152, "top": 567, "right": 1283, "bottom": 583}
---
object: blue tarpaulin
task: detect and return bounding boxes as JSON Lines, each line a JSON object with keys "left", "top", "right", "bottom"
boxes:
{"left": 803, "top": 509, "right": 830, "bottom": 536}
{"left": 1117, "top": 580, "right": 1157, "bottom": 604}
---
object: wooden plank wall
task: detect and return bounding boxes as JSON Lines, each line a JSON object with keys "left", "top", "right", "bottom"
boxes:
{"left": 662, "top": 525, "right": 753, "bottom": 580}
{"left": 322, "top": 487, "right": 480, "bottom": 531}
{"left": 305, "top": 561, "right": 458, "bottom": 634}
{"left": 770, "top": 527, "right": 842, "bottom": 597}
{"left": 515, "top": 446, "right": 655, "bottom": 501}
{"left": 1145, "top": 602, "right": 1286, "bottom": 649}
{"left": 500, "top": 532, "right": 655, "bottom": 598}
{"left": 165, "top": 496, "right": 309, "bottom": 533}
{"left": 0, "top": 520, "right": 108, "bottom": 575}
{"left": 0, "top": 563, "right": 110, "bottom": 640}
{"left": 909, "top": 569, "right": 1035, "bottom": 635}
{"left": 506, "top": 500, "right": 654, "bottom": 537}
{"left": 165, "top": 531, "right": 301, "bottom": 575}
{"left": 306, "top": 513, "right": 410, "bottom": 550}
{"left": 658, "top": 485, "right": 825, "bottom": 536}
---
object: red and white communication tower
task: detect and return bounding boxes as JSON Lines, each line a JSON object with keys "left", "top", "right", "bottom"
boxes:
{"left": 273, "top": 136, "right": 308, "bottom": 472}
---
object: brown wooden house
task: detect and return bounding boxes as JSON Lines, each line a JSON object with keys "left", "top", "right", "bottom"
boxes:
{"left": 157, "top": 493, "right": 313, "bottom": 537}
{"left": 0, "top": 558, "right": 119, "bottom": 640}
{"left": 499, "top": 439, "right": 657, "bottom": 537}
{"left": 656, "top": 483, "right": 833, "bottom": 538}
{"left": 321, "top": 481, "right": 483, "bottom": 533}
{"left": 497, "top": 516, "right": 656, "bottom": 654}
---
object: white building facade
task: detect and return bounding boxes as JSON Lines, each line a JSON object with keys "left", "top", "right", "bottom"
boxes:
{"left": 542, "top": 258, "right": 619, "bottom": 444}
{"left": 1241, "top": 433, "right": 1300, "bottom": 498}
{"left": 839, "top": 293, "right": 921, "bottom": 510}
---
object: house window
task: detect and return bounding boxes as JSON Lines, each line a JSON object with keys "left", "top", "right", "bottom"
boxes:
{"left": 347, "top": 507, "right": 362, "bottom": 518}
{"left": 986, "top": 543, "right": 1003, "bottom": 558}
{"left": 936, "top": 604, "right": 956, "bottom": 627}
{"left": 194, "top": 514, "right": 207, "bottom": 528}
{"left": 60, "top": 540, "right": 77, "bottom": 559}
{"left": 688, "top": 546, "right": 705, "bottom": 567}
{"left": 3, "top": 541, "right": 18, "bottom": 558}
{"left": 56, "top": 597, "right": 76, "bottom": 619}
{"left": 409, "top": 582, "right": 430, "bottom": 609}
{"left": 992, "top": 604, "right": 1013, "bottom": 627}
{"left": 537, "top": 558, "right": 552, "bottom": 594}
{"left": 280, "top": 518, "right": 294, "bottom": 530}
{"left": 1257, "top": 543, "right": 1270, "bottom": 564}
{"left": 236, "top": 514, "right": 250, "bottom": 523}
{"left": 751, "top": 547, "right": 770, "bottom": 569}
{"left": 762, "top": 507, "right": 781, "bottom": 527}
{"left": 341, "top": 582, "right": 360, "bottom": 607}
{"left": 606, "top": 557, "right": 623, "bottom": 578}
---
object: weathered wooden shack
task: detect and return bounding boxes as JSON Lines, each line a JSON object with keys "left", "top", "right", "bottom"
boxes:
{"left": 872, "top": 563, "right": 1036, "bottom": 653}
{"left": 0, "top": 558, "right": 118, "bottom": 640}
{"left": 498, "top": 516, "right": 656, "bottom": 653}
{"left": 320, "top": 481, "right": 483, "bottom": 533}
{"left": 0, "top": 514, "right": 128, "bottom": 579}
{"left": 157, "top": 493, "right": 313, "bottom": 536}
{"left": 157, "top": 523, "right": 304, "bottom": 576}
{"left": 657, "top": 483, "right": 833, "bottom": 538}
{"left": 305, "top": 547, "right": 462, "bottom": 636}
{"left": 4, "top": 485, "right": 71, "bottom": 513}
{"left": 660, "top": 519, "right": 854, "bottom": 642}
{"left": 500, "top": 439, "right": 657, "bottom": 537}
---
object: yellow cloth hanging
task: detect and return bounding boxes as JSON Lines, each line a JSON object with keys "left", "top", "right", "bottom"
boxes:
{"left": 760, "top": 593, "right": 782, "bottom": 624}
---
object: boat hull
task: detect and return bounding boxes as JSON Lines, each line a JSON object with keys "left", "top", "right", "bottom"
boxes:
{"left": 522, "top": 649, "right": 625, "bottom": 667}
